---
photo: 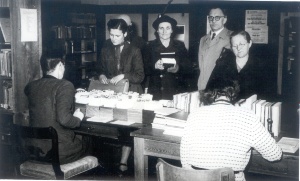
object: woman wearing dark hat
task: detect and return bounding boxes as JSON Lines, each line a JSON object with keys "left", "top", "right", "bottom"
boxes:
{"left": 144, "top": 15, "right": 190, "bottom": 100}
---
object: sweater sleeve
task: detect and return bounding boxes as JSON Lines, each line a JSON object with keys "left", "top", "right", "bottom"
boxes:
{"left": 180, "top": 115, "right": 194, "bottom": 169}
{"left": 251, "top": 119, "right": 282, "bottom": 161}
{"left": 56, "top": 81, "right": 81, "bottom": 128}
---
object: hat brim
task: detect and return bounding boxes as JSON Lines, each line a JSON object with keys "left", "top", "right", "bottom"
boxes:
{"left": 152, "top": 15, "right": 177, "bottom": 30}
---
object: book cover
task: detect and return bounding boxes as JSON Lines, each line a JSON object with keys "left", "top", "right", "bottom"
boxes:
{"left": 160, "top": 52, "right": 176, "bottom": 68}
{"left": 166, "top": 110, "right": 189, "bottom": 122}
{"left": 271, "top": 102, "right": 282, "bottom": 137}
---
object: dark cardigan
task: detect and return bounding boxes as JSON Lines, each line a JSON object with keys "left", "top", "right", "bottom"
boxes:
{"left": 207, "top": 48, "right": 267, "bottom": 100}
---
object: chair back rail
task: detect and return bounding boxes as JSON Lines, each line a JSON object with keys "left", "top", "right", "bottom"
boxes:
{"left": 156, "top": 158, "right": 235, "bottom": 181}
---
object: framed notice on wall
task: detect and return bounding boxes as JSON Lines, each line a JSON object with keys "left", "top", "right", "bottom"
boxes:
{"left": 245, "top": 10, "right": 268, "bottom": 44}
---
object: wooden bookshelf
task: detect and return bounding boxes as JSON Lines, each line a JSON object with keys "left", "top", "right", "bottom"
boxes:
{"left": 0, "top": 0, "right": 42, "bottom": 124}
{"left": 49, "top": 13, "right": 97, "bottom": 88}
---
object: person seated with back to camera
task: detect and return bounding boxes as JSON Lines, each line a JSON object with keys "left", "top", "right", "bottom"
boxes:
{"left": 180, "top": 78, "right": 282, "bottom": 181}
{"left": 24, "top": 52, "right": 90, "bottom": 164}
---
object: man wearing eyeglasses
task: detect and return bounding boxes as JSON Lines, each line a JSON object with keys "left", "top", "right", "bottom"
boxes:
{"left": 197, "top": 7, "right": 232, "bottom": 90}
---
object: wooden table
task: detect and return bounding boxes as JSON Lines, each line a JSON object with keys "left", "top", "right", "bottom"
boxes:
{"left": 75, "top": 120, "right": 145, "bottom": 145}
{"left": 74, "top": 103, "right": 155, "bottom": 144}
{"left": 130, "top": 127, "right": 299, "bottom": 181}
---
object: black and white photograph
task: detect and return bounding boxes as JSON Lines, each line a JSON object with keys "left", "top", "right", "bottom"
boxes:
{"left": 0, "top": 0, "right": 299, "bottom": 180}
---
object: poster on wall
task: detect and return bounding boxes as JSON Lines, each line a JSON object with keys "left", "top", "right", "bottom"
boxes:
{"left": 245, "top": 10, "right": 268, "bottom": 26}
{"left": 148, "top": 13, "right": 189, "bottom": 50}
{"left": 105, "top": 14, "right": 142, "bottom": 40}
{"left": 245, "top": 10, "right": 268, "bottom": 44}
{"left": 20, "top": 8, "right": 38, "bottom": 42}
{"left": 245, "top": 25, "right": 268, "bottom": 44}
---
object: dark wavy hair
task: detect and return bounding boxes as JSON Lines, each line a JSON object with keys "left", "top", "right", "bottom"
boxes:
{"left": 40, "top": 51, "right": 65, "bottom": 75}
{"left": 200, "top": 79, "right": 240, "bottom": 105}
{"left": 107, "top": 19, "right": 128, "bottom": 34}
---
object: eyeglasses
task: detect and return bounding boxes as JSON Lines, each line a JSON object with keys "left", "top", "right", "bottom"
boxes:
{"left": 232, "top": 43, "right": 247, "bottom": 50}
{"left": 208, "top": 16, "right": 225, "bottom": 21}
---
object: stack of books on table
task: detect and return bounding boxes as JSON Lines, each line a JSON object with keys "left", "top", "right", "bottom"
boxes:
{"left": 152, "top": 109, "right": 189, "bottom": 137}
{"left": 235, "top": 94, "right": 282, "bottom": 137}
{"left": 173, "top": 91, "right": 200, "bottom": 113}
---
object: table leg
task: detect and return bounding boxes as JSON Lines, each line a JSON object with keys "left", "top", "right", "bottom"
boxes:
{"left": 134, "top": 137, "right": 148, "bottom": 181}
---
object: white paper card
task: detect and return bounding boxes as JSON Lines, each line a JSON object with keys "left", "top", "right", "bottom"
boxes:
{"left": 20, "top": 8, "right": 38, "bottom": 42}
{"left": 161, "top": 58, "right": 176, "bottom": 65}
{"left": 110, "top": 120, "right": 135, "bottom": 126}
{"left": 86, "top": 116, "right": 111, "bottom": 123}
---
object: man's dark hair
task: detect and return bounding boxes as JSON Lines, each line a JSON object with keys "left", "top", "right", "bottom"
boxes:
{"left": 40, "top": 51, "right": 65, "bottom": 75}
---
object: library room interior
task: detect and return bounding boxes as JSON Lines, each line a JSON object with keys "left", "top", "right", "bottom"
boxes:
{"left": 0, "top": 0, "right": 299, "bottom": 180}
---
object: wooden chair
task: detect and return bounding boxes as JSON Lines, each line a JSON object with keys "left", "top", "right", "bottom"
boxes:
{"left": 156, "top": 158, "right": 235, "bottom": 181}
{"left": 14, "top": 125, "right": 99, "bottom": 180}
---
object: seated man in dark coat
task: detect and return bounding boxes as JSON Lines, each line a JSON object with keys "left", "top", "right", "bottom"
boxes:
{"left": 24, "top": 52, "right": 87, "bottom": 164}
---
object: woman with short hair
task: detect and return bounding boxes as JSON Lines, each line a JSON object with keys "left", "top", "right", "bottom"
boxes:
{"left": 97, "top": 18, "right": 144, "bottom": 94}
{"left": 180, "top": 79, "right": 282, "bottom": 181}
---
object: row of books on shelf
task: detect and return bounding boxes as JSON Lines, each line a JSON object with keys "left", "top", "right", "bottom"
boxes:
{"left": 0, "top": 0, "right": 9, "bottom": 7}
{"left": 51, "top": 25, "right": 96, "bottom": 39}
{"left": 152, "top": 95, "right": 298, "bottom": 153}
{"left": 173, "top": 91, "right": 200, "bottom": 113}
{"left": 69, "top": 13, "right": 96, "bottom": 24}
{"left": 0, "top": 80, "right": 13, "bottom": 110}
{"left": 67, "top": 40, "right": 96, "bottom": 54}
{"left": 235, "top": 94, "right": 281, "bottom": 137}
{"left": 0, "top": 49, "right": 11, "bottom": 77}
{"left": 153, "top": 94, "right": 281, "bottom": 138}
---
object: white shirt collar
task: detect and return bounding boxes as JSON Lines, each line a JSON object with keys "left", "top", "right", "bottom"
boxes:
{"left": 211, "top": 27, "right": 224, "bottom": 38}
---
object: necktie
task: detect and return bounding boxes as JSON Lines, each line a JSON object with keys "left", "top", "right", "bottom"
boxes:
{"left": 114, "top": 45, "right": 121, "bottom": 71}
{"left": 211, "top": 33, "right": 216, "bottom": 40}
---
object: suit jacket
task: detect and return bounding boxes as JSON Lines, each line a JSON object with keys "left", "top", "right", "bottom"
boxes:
{"left": 98, "top": 41, "right": 144, "bottom": 93}
{"left": 24, "top": 75, "right": 84, "bottom": 164}
{"left": 197, "top": 28, "right": 232, "bottom": 90}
